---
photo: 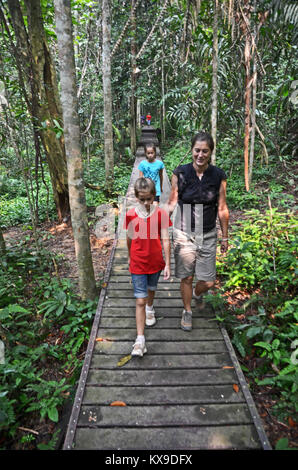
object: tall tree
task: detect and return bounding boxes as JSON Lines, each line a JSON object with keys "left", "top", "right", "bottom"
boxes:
{"left": 102, "top": 0, "right": 114, "bottom": 193}
{"left": 211, "top": 0, "right": 219, "bottom": 164}
{"left": 54, "top": 0, "right": 97, "bottom": 300}
{"left": 5, "top": 0, "right": 70, "bottom": 221}
{"left": 0, "top": 225, "right": 6, "bottom": 255}
{"left": 248, "top": 0, "right": 257, "bottom": 185}
{"left": 240, "top": 0, "right": 253, "bottom": 191}
{"left": 130, "top": 0, "right": 137, "bottom": 155}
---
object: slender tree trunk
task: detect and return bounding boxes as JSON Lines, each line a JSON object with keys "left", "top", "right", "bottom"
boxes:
{"left": 137, "top": 98, "right": 141, "bottom": 129}
{"left": 0, "top": 225, "right": 6, "bottom": 255}
{"left": 241, "top": 0, "right": 255, "bottom": 191}
{"left": 160, "top": 25, "right": 166, "bottom": 144}
{"left": 130, "top": 0, "right": 137, "bottom": 154}
{"left": 249, "top": 9, "right": 257, "bottom": 185}
{"left": 244, "top": 32, "right": 251, "bottom": 192}
{"left": 211, "top": 0, "right": 218, "bottom": 165}
{"left": 6, "top": 0, "right": 69, "bottom": 221}
{"left": 102, "top": 0, "right": 114, "bottom": 193}
{"left": 249, "top": 83, "right": 257, "bottom": 178}
{"left": 54, "top": 0, "right": 97, "bottom": 300}
{"left": 161, "top": 54, "right": 166, "bottom": 144}
{"left": 241, "top": 0, "right": 253, "bottom": 192}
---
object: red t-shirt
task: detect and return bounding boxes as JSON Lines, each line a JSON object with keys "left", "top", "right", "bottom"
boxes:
{"left": 124, "top": 207, "right": 172, "bottom": 274}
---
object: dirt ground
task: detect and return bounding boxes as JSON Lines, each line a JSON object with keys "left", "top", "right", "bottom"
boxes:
{"left": 3, "top": 217, "right": 297, "bottom": 451}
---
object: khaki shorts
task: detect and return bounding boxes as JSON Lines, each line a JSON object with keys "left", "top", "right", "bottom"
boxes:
{"left": 173, "top": 228, "right": 217, "bottom": 281}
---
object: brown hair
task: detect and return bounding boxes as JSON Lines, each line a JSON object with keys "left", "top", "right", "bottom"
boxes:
{"left": 143, "top": 142, "right": 156, "bottom": 156}
{"left": 191, "top": 131, "right": 214, "bottom": 152}
{"left": 134, "top": 177, "right": 156, "bottom": 197}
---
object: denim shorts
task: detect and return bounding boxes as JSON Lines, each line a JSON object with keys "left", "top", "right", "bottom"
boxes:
{"left": 131, "top": 271, "right": 162, "bottom": 298}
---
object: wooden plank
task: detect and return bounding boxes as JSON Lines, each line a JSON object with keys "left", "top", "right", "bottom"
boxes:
{"left": 95, "top": 328, "right": 223, "bottom": 341}
{"left": 101, "top": 306, "right": 215, "bottom": 317}
{"left": 90, "top": 353, "right": 232, "bottom": 369}
{"left": 78, "top": 403, "right": 253, "bottom": 427}
{"left": 94, "top": 340, "right": 227, "bottom": 355}
{"left": 98, "top": 317, "right": 218, "bottom": 328}
{"left": 82, "top": 384, "right": 245, "bottom": 405}
{"left": 104, "top": 298, "right": 213, "bottom": 310}
{"left": 87, "top": 368, "right": 238, "bottom": 386}
{"left": 73, "top": 425, "right": 261, "bottom": 450}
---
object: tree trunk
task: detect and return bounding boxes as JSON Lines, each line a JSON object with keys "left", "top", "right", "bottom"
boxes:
{"left": 240, "top": 0, "right": 254, "bottom": 192}
{"left": 7, "top": 0, "right": 69, "bottom": 221}
{"left": 161, "top": 54, "right": 166, "bottom": 144}
{"left": 137, "top": 98, "right": 141, "bottom": 129}
{"left": 130, "top": 0, "right": 137, "bottom": 155}
{"left": 54, "top": 0, "right": 97, "bottom": 300}
{"left": 160, "top": 25, "right": 166, "bottom": 144}
{"left": 249, "top": 3, "right": 257, "bottom": 185}
{"left": 244, "top": 33, "right": 251, "bottom": 192}
{"left": 0, "top": 225, "right": 6, "bottom": 255}
{"left": 211, "top": 0, "right": 218, "bottom": 165}
{"left": 102, "top": 0, "right": 114, "bottom": 193}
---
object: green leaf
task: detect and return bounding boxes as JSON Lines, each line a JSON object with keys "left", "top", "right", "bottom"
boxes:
{"left": 246, "top": 326, "right": 262, "bottom": 338}
{"left": 117, "top": 354, "right": 132, "bottom": 367}
{"left": 275, "top": 437, "right": 290, "bottom": 450}
{"left": 254, "top": 341, "right": 272, "bottom": 351}
{"left": 47, "top": 406, "right": 59, "bottom": 423}
{"left": 7, "top": 304, "right": 30, "bottom": 314}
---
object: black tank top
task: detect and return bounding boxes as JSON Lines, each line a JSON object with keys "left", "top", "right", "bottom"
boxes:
{"left": 173, "top": 163, "right": 227, "bottom": 233}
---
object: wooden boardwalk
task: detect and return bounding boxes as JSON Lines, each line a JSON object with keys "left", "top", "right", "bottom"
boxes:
{"left": 63, "top": 128, "right": 271, "bottom": 450}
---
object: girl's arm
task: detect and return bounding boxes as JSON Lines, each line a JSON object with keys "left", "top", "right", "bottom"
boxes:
{"left": 165, "top": 174, "right": 178, "bottom": 215}
{"left": 161, "top": 228, "right": 171, "bottom": 280}
{"left": 126, "top": 234, "right": 132, "bottom": 265}
{"left": 139, "top": 170, "right": 144, "bottom": 178}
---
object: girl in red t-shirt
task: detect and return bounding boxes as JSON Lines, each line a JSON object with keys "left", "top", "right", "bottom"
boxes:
{"left": 125, "top": 177, "right": 172, "bottom": 357}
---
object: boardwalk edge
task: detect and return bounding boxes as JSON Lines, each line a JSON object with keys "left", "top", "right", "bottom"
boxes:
{"left": 220, "top": 327, "right": 272, "bottom": 450}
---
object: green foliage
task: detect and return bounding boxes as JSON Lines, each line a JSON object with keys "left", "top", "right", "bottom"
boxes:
{"left": 162, "top": 141, "right": 190, "bottom": 174}
{"left": 218, "top": 208, "right": 297, "bottom": 290}
{"left": 275, "top": 437, "right": 292, "bottom": 450}
{"left": 84, "top": 157, "right": 132, "bottom": 207}
{"left": 0, "top": 244, "right": 97, "bottom": 446}
{"left": 0, "top": 173, "right": 56, "bottom": 228}
{"left": 0, "top": 158, "right": 132, "bottom": 228}
{"left": 217, "top": 208, "right": 298, "bottom": 422}
{"left": 25, "top": 378, "right": 70, "bottom": 422}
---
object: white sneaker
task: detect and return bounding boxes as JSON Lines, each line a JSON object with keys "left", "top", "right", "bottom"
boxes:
{"left": 145, "top": 305, "right": 156, "bottom": 326}
{"left": 131, "top": 341, "right": 147, "bottom": 357}
{"left": 193, "top": 288, "right": 202, "bottom": 300}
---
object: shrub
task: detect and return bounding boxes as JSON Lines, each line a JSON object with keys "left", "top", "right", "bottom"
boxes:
{"left": 0, "top": 245, "right": 97, "bottom": 445}
{"left": 217, "top": 208, "right": 298, "bottom": 422}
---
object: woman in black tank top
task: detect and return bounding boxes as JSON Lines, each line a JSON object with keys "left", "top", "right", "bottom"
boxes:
{"left": 166, "top": 131, "right": 229, "bottom": 331}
